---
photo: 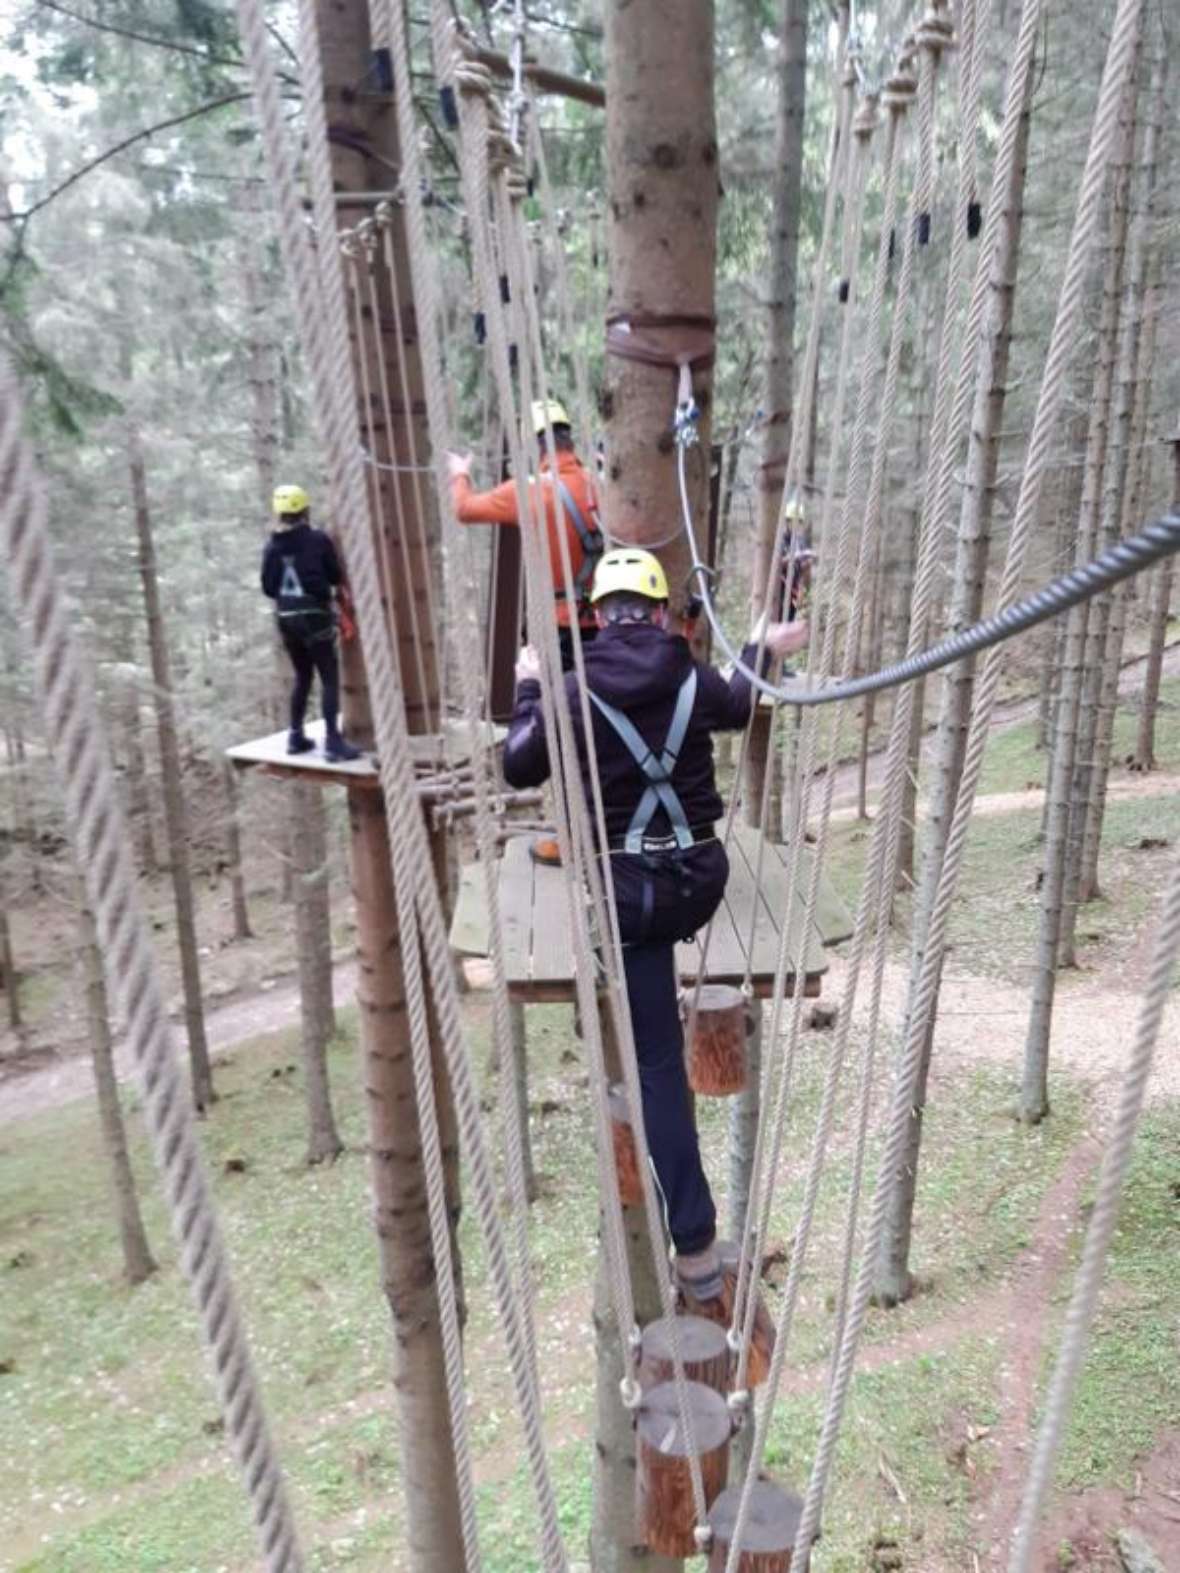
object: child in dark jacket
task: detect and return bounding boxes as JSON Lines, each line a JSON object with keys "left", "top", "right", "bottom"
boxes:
{"left": 502, "top": 546, "right": 807, "bottom": 1306}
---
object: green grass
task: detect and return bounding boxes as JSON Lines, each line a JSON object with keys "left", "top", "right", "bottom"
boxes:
{"left": 1057, "top": 1103, "right": 1180, "bottom": 1490}
{"left": 5, "top": 990, "right": 1170, "bottom": 1571}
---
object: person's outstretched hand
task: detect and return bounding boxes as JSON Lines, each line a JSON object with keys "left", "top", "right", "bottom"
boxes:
{"left": 765, "top": 619, "right": 809, "bottom": 660}
{"left": 515, "top": 644, "right": 542, "bottom": 685}
{"left": 446, "top": 450, "right": 473, "bottom": 480}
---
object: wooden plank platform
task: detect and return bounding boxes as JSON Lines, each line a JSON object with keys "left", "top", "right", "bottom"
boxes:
{"left": 451, "top": 827, "right": 854, "bottom": 1003}
{"left": 226, "top": 718, "right": 505, "bottom": 792}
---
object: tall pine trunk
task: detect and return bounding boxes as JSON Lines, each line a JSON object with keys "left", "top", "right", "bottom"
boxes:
{"left": 129, "top": 432, "right": 214, "bottom": 1111}
{"left": 80, "top": 902, "right": 157, "bottom": 1284}
{"left": 1022, "top": 50, "right": 1140, "bottom": 1122}
{"left": 874, "top": 73, "right": 1034, "bottom": 1306}
{"left": 221, "top": 761, "right": 253, "bottom": 942}
{"left": 1078, "top": 55, "right": 1165, "bottom": 899}
{"left": 0, "top": 898, "right": 18, "bottom": 1031}
{"left": 292, "top": 779, "right": 342, "bottom": 1165}
{"left": 1136, "top": 544, "right": 1174, "bottom": 770}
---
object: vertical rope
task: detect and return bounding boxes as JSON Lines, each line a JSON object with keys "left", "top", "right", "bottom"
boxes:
{"left": 0, "top": 360, "right": 305, "bottom": 1572}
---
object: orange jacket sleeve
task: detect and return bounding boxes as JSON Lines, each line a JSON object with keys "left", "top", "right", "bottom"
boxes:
{"left": 451, "top": 474, "right": 522, "bottom": 526}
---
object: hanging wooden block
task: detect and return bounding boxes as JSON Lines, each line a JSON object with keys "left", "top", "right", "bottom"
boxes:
{"left": 636, "top": 1379, "right": 731, "bottom": 1559}
{"left": 639, "top": 1314, "right": 732, "bottom": 1396}
{"left": 717, "top": 1239, "right": 775, "bottom": 1388}
{"left": 707, "top": 1479, "right": 803, "bottom": 1571}
{"left": 608, "top": 1081, "right": 643, "bottom": 1206}
{"left": 686, "top": 983, "right": 748, "bottom": 1096}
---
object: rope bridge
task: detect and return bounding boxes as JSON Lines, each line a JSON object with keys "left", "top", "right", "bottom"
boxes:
{"left": 4, "top": 0, "right": 1179, "bottom": 1569}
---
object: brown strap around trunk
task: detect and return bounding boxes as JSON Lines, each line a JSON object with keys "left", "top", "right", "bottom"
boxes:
{"left": 605, "top": 312, "right": 716, "bottom": 372}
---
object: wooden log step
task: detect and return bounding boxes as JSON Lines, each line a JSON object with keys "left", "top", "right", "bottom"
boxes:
{"left": 707, "top": 1479, "right": 803, "bottom": 1570}
{"left": 607, "top": 1081, "right": 643, "bottom": 1207}
{"left": 639, "top": 1315, "right": 732, "bottom": 1396}
{"left": 636, "top": 1379, "right": 731, "bottom": 1559}
{"left": 686, "top": 983, "right": 748, "bottom": 1096}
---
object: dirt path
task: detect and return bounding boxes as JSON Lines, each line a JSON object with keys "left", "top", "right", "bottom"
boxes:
{"left": 0, "top": 963, "right": 359, "bottom": 1127}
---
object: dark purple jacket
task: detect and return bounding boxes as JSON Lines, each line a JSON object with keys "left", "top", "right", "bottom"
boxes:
{"left": 502, "top": 622, "right": 768, "bottom": 844}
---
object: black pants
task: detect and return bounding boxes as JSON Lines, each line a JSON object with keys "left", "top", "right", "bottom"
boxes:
{"left": 278, "top": 610, "right": 339, "bottom": 736}
{"left": 611, "top": 840, "right": 729, "bottom": 1256}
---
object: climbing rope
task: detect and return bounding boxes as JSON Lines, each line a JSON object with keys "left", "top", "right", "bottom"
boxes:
{"left": 795, "top": 0, "right": 1149, "bottom": 1556}
{"left": 0, "top": 361, "right": 305, "bottom": 1571}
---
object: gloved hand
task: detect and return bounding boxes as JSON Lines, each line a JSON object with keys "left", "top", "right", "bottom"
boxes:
{"left": 765, "top": 619, "right": 809, "bottom": 660}
{"left": 515, "top": 644, "right": 542, "bottom": 685}
{"left": 337, "top": 585, "right": 358, "bottom": 644}
{"left": 446, "top": 450, "right": 473, "bottom": 481}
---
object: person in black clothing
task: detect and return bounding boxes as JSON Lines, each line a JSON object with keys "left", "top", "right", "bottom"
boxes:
{"left": 260, "top": 485, "right": 360, "bottom": 762}
{"left": 502, "top": 546, "right": 808, "bottom": 1307}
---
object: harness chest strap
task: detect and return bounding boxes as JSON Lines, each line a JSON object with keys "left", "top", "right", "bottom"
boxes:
{"left": 588, "top": 668, "right": 698, "bottom": 854}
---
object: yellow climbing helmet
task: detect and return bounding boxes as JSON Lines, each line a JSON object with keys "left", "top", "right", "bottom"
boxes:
{"left": 590, "top": 547, "right": 669, "bottom": 604}
{"left": 783, "top": 494, "right": 805, "bottom": 523}
{"left": 273, "top": 484, "right": 310, "bottom": 516}
{"left": 531, "top": 398, "right": 571, "bottom": 435}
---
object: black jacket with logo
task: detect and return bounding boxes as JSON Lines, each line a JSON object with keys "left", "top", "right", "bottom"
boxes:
{"left": 260, "top": 523, "right": 342, "bottom": 611}
{"left": 502, "top": 622, "right": 769, "bottom": 845}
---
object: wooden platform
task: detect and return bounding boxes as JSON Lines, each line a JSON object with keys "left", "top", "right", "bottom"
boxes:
{"left": 450, "top": 826, "right": 853, "bottom": 1002}
{"left": 226, "top": 718, "right": 505, "bottom": 792}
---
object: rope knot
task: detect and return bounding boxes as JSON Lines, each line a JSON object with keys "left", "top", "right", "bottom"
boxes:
{"left": 914, "top": 10, "right": 955, "bottom": 58}
{"left": 853, "top": 93, "right": 881, "bottom": 139}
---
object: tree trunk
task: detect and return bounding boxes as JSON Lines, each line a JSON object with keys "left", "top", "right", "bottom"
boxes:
{"left": 221, "top": 761, "right": 253, "bottom": 942}
{"left": 118, "top": 651, "right": 157, "bottom": 877}
{"left": 1022, "top": 57, "right": 1139, "bottom": 1123}
{"left": 591, "top": 995, "right": 682, "bottom": 1573}
{"left": 315, "top": 0, "right": 463, "bottom": 1561}
{"left": 129, "top": 433, "right": 214, "bottom": 1112}
{"left": 1056, "top": 76, "right": 1139, "bottom": 969}
{"left": 508, "top": 998, "right": 538, "bottom": 1203}
{"left": 1136, "top": 548, "right": 1174, "bottom": 770}
{"left": 79, "top": 902, "right": 157, "bottom": 1284}
{"left": 602, "top": 0, "right": 718, "bottom": 637}
{"left": 0, "top": 900, "right": 18, "bottom": 1031}
{"left": 1078, "top": 56, "right": 1165, "bottom": 902}
{"left": 292, "top": 779, "right": 342, "bottom": 1165}
{"left": 751, "top": 0, "right": 808, "bottom": 608}
{"left": 874, "top": 74, "right": 1034, "bottom": 1304}
{"left": 594, "top": 12, "right": 718, "bottom": 1561}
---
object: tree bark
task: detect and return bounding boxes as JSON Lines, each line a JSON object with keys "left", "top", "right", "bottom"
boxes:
{"left": 117, "top": 640, "right": 157, "bottom": 877}
{"left": 129, "top": 432, "right": 214, "bottom": 1111}
{"left": 1022, "top": 53, "right": 1140, "bottom": 1123}
{"left": 1136, "top": 548, "right": 1173, "bottom": 770}
{"left": 79, "top": 902, "right": 157, "bottom": 1284}
{"left": 292, "top": 779, "right": 342, "bottom": 1165}
{"left": 1078, "top": 56, "right": 1165, "bottom": 901}
{"left": 0, "top": 899, "right": 18, "bottom": 1031}
{"left": 221, "top": 761, "right": 253, "bottom": 942}
{"left": 591, "top": 994, "right": 682, "bottom": 1573}
{"left": 508, "top": 998, "right": 538, "bottom": 1203}
{"left": 602, "top": 0, "right": 718, "bottom": 638}
{"left": 873, "top": 62, "right": 1034, "bottom": 1306}
{"left": 1056, "top": 74, "right": 1139, "bottom": 969}
{"left": 751, "top": 0, "right": 808, "bottom": 609}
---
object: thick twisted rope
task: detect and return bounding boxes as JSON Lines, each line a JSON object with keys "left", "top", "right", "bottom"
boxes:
{"left": 0, "top": 361, "right": 304, "bottom": 1570}
{"left": 235, "top": 2, "right": 568, "bottom": 1564}
{"left": 795, "top": 0, "right": 1148, "bottom": 1557}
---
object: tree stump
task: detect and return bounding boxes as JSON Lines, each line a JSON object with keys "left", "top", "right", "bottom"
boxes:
{"left": 718, "top": 1239, "right": 775, "bottom": 1388}
{"left": 636, "top": 1379, "right": 731, "bottom": 1559}
{"left": 686, "top": 984, "right": 748, "bottom": 1096}
{"left": 639, "top": 1315, "right": 732, "bottom": 1396}
{"left": 608, "top": 1081, "right": 643, "bottom": 1207}
{"left": 707, "top": 1479, "right": 802, "bottom": 1570}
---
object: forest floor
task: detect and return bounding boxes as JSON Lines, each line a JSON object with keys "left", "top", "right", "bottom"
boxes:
{"left": 1, "top": 670, "right": 1179, "bottom": 1571}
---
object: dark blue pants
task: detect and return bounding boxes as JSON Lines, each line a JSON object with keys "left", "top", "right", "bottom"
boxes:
{"left": 612, "top": 841, "right": 728, "bottom": 1256}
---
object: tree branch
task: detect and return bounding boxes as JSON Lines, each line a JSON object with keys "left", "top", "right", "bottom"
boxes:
{"left": 5, "top": 93, "right": 256, "bottom": 224}
{"left": 35, "top": 0, "right": 246, "bottom": 71}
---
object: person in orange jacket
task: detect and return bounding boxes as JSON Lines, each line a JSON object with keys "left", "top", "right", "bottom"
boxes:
{"left": 447, "top": 398, "right": 604, "bottom": 673}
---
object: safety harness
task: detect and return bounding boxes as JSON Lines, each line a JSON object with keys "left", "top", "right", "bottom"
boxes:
{"left": 552, "top": 476, "right": 604, "bottom": 607}
{"left": 589, "top": 669, "right": 698, "bottom": 854}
